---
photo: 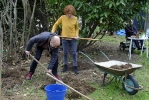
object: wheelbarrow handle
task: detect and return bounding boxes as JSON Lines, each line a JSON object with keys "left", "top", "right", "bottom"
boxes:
{"left": 99, "top": 51, "right": 110, "bottom": 61}
{"left": 79, "top": 51, "right": 110, "bottom": 63}
{"left": 79, "top": 51, "right": 95, "bottom": 64}
{"left": 124, "top": 84, "right": 143, "bottom": 90}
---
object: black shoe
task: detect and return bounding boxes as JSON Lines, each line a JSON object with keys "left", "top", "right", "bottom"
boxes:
{"left": 73, "top": 67, "right": 79, "bottom": 74}
{"left": 143, "top": 47, "right": 146, "bottom": 50}
{"left": 61, "top": 65, "right": 68, "bottom": 72}
{"left": 137, "top": 47, "right": 141, "bottom": 50}
{"left": 138, "top": 47, "right": 146, "bottom": 50}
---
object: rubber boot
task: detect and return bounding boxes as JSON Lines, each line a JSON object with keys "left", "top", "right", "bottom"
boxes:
{"left": 54, "top": 74, "right": 63, "bottom": 84}
{"left": 54, "top": 74, "right": 61, "bottom": 80}
{"left": 73, "top": 66, "right": 79, "bottom": 74}
{"left": 62, "top": 64, "right": 68, "bottom": 72}
{"left": 26, "top": 72, "right": 33, "bottom": 80}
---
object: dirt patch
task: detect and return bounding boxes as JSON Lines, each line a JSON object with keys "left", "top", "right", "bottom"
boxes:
{"left": 2, "top": 60, "right": 99, "bottom": 99}
{"left": 2, "top": 41, "right": 140, "bottom": 100}
{"left": 2, "top": 67, "right": 28, "bottom": 91}
{"left": 62, "top": 75, "right": 96, "bottom": 99}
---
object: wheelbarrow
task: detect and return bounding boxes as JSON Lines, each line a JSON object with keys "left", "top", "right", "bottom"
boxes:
{"left": 79, "top": 51, "right": 143, "bottom": 95}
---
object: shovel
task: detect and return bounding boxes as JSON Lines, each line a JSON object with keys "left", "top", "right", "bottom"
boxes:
{"left": 29, "top": 54, "right": 93, "bottom": 100}
{"left": 60, "top": 36, "right": 99, "bottom": 41}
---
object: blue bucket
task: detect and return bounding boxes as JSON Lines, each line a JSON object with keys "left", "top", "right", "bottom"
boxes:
{"left": 44, "top": 84, "right": 67, "bottom": 100}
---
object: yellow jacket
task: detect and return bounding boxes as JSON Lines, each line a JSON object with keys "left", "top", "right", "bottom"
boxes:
{"left": 51, "top": 15, "right": 79, "bottom": 38}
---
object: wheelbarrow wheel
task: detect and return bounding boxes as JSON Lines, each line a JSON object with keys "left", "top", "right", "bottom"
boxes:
{"left": 122, "top": 75, "right": 139, "bottom": 95}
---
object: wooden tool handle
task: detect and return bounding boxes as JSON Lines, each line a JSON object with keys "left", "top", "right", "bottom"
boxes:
{"left": 60, "top": 36, "right": 99, "bottom": 41}
{"left": 29, "top": 54, "right": 93, "bottom": 100}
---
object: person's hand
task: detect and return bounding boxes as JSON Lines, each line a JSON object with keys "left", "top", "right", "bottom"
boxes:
{"left": 47, "top": 69, "right": 52, "bottom": 74}
{"left": 74, "top": 36, "right": 79, "bottom": 40}
{"left": 25, "top": 51, "right": 30, "bottom": 55}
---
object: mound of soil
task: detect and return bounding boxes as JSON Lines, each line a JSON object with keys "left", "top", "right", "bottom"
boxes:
{"left": 110, "top": 63, "right": 132, "bottom": 70}
{"left": 2, "top": 58, "right": 100, "bottom": 99}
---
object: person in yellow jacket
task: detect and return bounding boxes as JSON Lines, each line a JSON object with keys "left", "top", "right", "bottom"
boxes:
{"left": 51, "top": 5, "right": 79, "bottom": 74}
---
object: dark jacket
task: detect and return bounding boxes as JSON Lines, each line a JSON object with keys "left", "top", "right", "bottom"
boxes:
{"left": 125, "top": 25, "right": 138, "bottom": 37}
{"left": 26, "top": 31, "right": 59, "bottom": 69}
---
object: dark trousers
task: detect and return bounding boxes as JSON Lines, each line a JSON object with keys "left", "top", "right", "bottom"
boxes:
{"left": 134, "top": 40, "right": 143, "bottom": 49}
{"left": 30, "top": 47, "right": 58, "bottom": 75}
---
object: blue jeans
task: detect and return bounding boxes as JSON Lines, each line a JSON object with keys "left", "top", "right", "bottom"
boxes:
{"left": 30, "top": 47, "right": 58, "bottom": 75}
{"left": 62, "top": 39, "right": 78, "bottom": 66}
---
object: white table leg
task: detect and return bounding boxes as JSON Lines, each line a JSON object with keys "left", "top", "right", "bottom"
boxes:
{"left": 129, "top": 39, "right": 132, "bottom": 60}
{"left": 140, "top": 40, "right": 144, "bottom": 56}
{"left": 146, "top": 39, "right": 148, "bottom": 58}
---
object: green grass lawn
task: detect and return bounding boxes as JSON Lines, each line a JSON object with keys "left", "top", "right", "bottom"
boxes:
{"left": 82, "top": 35, "right": 149, "bottom": 100}
{"left": 88, "top": 60, "right": 149, "bottom": 100}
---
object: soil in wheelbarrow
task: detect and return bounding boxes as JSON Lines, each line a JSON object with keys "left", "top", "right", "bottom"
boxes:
{"left": 110, "top": 63, "right": 132, "bottom": 70}
{"left": 2, "top": 41, "right": 140, "bottom": 100}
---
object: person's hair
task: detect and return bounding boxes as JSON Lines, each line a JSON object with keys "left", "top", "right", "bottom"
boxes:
{"left": 63, "top": 5, "right": 76, "bottom": 15}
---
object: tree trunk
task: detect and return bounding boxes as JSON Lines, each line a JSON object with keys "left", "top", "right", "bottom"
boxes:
{"left": 21, "top": 0, "right": 29, "bottom": 47}
{"left": 28, "top": 0, "right": 37, "bottom": 39}
{"left": 9, "top": 0, "right": 13, "bottom": 61}
{"left": 0, "top": 14, "right": 3, "bottom": 100}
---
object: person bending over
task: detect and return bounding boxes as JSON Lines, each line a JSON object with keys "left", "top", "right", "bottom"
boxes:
{"left": 25, "top": 32, "right": 61, "bottom": 80}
